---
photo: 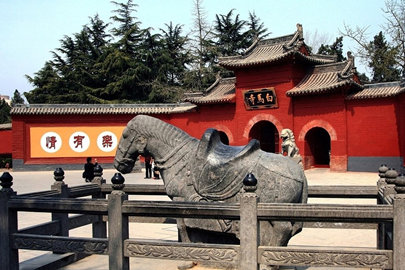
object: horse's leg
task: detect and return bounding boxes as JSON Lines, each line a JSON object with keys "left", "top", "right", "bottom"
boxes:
{"left": 174, "top": 197, "right": 197, "bottom": 269}
{"left": 259, "top": 221, "right": 294, "bottom": 270}
{"left": 177, "top": 218, "right": 190, "bottom": 242}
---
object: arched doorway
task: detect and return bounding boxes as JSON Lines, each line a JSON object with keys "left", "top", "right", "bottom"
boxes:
{"left": 305, "top": 127, "right": 331, "bottom": 167}
{"left": 218, "top": 131, "right": 229, "bottom": 145}
{"left": 249, "top": 121, "right": 279, "bottom": 153}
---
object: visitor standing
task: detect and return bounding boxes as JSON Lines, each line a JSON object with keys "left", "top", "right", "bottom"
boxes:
{"left": 144, "top": 154, "right": 152, "bottom": 179}
{"left": 152, "top": 158, "right": 160, "bottom": 179}
{"left": 83, "top": 157, "right": 95, "bottom": 183}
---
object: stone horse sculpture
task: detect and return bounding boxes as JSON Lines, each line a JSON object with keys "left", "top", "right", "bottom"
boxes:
{"left": 114, "top": 115, "right": 307, "bottom": 247}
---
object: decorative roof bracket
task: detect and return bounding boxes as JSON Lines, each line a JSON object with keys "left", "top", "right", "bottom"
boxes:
{"left": 338, "top": 52, "right": 356, "bottom": 80}
{"left": 283, "top": 23, "right": 304, "bottom": 51}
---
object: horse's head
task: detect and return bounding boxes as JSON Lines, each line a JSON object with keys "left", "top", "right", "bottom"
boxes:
{"left": 115, "top": 114, "right": 194, "bottom": 174}
{"left": 114, "top": 123, "right": 148, "bottom": 174}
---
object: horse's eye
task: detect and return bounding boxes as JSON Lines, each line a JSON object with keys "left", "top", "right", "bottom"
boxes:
{"left": 122, "top": 128, "right": 130, "bottom": 138}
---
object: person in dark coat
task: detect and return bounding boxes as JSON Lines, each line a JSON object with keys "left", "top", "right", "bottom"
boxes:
{"left": 83, "top": 157, "right": 95, "bottom": 182}
{"left": 144, "top": 154, "right": 152, "bottom": 179}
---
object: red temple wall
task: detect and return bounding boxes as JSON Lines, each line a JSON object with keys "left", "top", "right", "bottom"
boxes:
{"left": 346, "top": 97, "right": 401, "bottom": 157}
{"left": 13, "top": 114, "right": 154, "bottom": 165}
{"left": 292, "top": 92, "right": 348, "bottom": 171}
{"left": 233, "top": 63, "right": 297, "bottom": 147}
{"left": 0, "top": 129, "right": 12, "bottom": 154}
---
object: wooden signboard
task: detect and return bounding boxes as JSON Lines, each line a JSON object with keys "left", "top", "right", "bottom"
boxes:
{"left": 243, "top": 88, "right": 278, "bottom": 110}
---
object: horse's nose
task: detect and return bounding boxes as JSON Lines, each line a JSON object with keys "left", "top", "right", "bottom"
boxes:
{"left": 114, "top": 159, "right": 132, "bottom": 174}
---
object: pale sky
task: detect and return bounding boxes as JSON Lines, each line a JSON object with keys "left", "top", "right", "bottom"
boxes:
{"left": 0, "top": 0, "right": 388, "bottom": 99}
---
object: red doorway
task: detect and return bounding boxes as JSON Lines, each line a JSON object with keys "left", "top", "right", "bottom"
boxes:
{"left": 249, "top": 121, "right": 279, "bottom": 153}
{"left": 305, "top": 127, "right": 331, "bottom": 168}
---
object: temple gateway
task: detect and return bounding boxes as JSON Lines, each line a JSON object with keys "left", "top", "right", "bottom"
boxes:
{"left": 10, "top": 25, "right": 405, "bottom": 172}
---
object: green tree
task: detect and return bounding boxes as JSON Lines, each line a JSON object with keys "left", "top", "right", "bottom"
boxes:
{"left": 368, "top": 32, "right": 401, "bottom": 82}
{"left": 110, "top": 0, "right": 144, "bottom": 56}
{"left": 105, "top": 0, "right": 151, "bottom": 101}
{"left": 317, "top": 36, "right": 346, "bottom": 62}
{"left": 87, "top": 14, "right": 111, "bottom": 54}
{"left": 214, "top": 9, "right": 249, "bottom": 57}
{"left": 159, "top": 22, "right": 191, "bottom": 85}
{"left": 383, "top": 0, "right": 405, "bottom": 77}
{"left": 11, "top": 90, "right": 25, "bottom": 106}
{"left": 341, "top": 0, "right": 405, "bottom": 78}
{"left": 24, "top": 1, "right": 275, "bottom": 104}
{"left": 245, "top": 11, "right": 270, "bottom": 42}
{"left": 0, "top": 99, "right": 11, "bottom": 124}
{"left": 25, "top": 61, "right": 63, "bottom": 103}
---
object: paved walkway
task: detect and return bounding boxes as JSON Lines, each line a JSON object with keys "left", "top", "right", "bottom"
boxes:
{"left": 6, "top": 168, "right": 379, "bottom": 269}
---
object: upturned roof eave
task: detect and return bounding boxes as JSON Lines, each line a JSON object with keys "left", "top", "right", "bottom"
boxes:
{"left": 10, "top": 103, "right": 198, "bottom": 115}
{"left": 219, "top": 50, "right": 335, "bottom": 69}
{"left": 286, "top": 80, "right": 362, "bottom": 97}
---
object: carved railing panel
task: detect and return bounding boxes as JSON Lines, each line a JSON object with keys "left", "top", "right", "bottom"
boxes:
{"left": 259, "top": 246, "right": 392, "bottom": 268}
{"left": 125, "top": 239, "right": 239, "bottom": 264}
{"left": 12, "top": 233, "right": 108, "bottom": 254}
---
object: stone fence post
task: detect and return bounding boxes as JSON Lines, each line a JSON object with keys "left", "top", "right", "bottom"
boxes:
{"left": 377, "top": 164, "right": 389, "bottom": 249}
{"left": 377, "top": 164, "right": 388, "bottom": 192}
{"left": 239, "top": 173, "right": 259, "bottom": 270}
{"left": 51, "top": 168, "right": 69, "bottom": 238}
{"left": 108, "top": 173, "right": 129, "bottom": 270}
{"left": 0, "top": 172, "right": 18, "bottom": 270}
{"left": 92, "top": 164, "right": 107, "bottom": 239}
{"left": 384, "top": 168, "right": 398, "bottom": 198}
{"left": 393, "top": 173, "right": 405, "bottom": 269}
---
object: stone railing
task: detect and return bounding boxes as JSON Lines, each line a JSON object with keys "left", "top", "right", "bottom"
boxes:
{"left": 1, "top": 165, "right": 404, "bottom": 269}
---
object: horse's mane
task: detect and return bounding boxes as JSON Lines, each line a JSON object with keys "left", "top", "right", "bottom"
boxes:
{"left": 130, "top": 115, "right": 193, "bottom": 146}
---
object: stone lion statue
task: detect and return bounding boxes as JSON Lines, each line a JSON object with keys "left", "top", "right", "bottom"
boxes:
{"left": 280, "top": 128, "right": 302, "bottom": 166}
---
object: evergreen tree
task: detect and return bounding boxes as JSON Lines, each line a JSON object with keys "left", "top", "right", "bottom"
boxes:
{"left": 246, "top": 11, "right": 270, "bottom": 42}
{"left": 317, "top": 36, "right": 346, "bottom": 62}
{"left": 0, "top": 99, "right": 11, "bottom": 124}
{"left": 148, "top": 23, "right": 191, "bottom": 102}
{"left": 368, "top": 32, "right": 401, "bottom": 82}
{"left": 106, "top": 0, "right": 151, "bottom": 101}
{"left": 87, "top": 14, "right": 111, "bottom": 54}
{"left": 11, "top": 90, "right": 25, "bottom": 106}
{"left": 25, "top": 61, "right": 63, "bottom": 103}
{"left": 159, "top": 22, "right": 191, "bottom": 85}
{"left": 23, "top": 2, "right": 272, "bottom": 104}
{"left": 214, "top": 9, "right": 249, "bottom": 57}
{"left": 110, "top": 0, "right": 144, "bottom": 56}
{"left": 184, "top": 0, "right": 219, "bottom": 92}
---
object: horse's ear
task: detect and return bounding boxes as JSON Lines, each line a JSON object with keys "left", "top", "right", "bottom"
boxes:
{"left": 127, "top": 134, "right": 148, "bottom": 154}
{"left": 137, "top": 134, "right": 148, "bottom": 146}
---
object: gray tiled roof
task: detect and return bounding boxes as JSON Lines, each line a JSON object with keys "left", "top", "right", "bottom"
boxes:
{"left": 346, "top": 81, "right": 405, "bottom": 100}
{"left": 219, "top": 30, "right": 335, "bottom": 69}
{"left": 0, "top": 123, "right": 11, "bottom": 130}
{"left": 10, "top": 103, "right": 197, "bottom": 115}
{"left": 185, "top": 77, "right": 236, "bottom": 104}
{"left": 286, "top": 60, "right": 362, "bottom": 97}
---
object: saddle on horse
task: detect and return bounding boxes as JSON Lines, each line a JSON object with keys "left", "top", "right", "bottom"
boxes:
{"left": 191, "top": 129, "right": 261, "bottom": 201}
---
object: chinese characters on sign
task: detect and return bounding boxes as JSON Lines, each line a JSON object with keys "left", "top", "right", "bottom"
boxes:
{"left": 37, "top": 129, "right": 120, "bottom": 156}
{"left": 243, "top": 88, "right": 278, "bottom": 110}
{"left": 97, "top": 131, "right": 118, "bottom": 153}
{"left": 46, "top": 136, "right": 57, "bottom": 149}
{"left": 41, "top": 132, "right": 62, "bottom": 153}
{"left": 69, "top": 132, "right": 90, "bottom": 153}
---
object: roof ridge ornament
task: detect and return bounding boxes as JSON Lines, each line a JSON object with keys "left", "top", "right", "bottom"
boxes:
{"left": 242, "top": 35, "right": 260, "bottom": 56}
{"left": 203, "top": 72, "right": 222, "bottom": 94}
{"left": 283, "top": 23, "right": 304, "bottom": 51}
{"left": 338, "top": 51, "right": 356, "bottom": 80}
